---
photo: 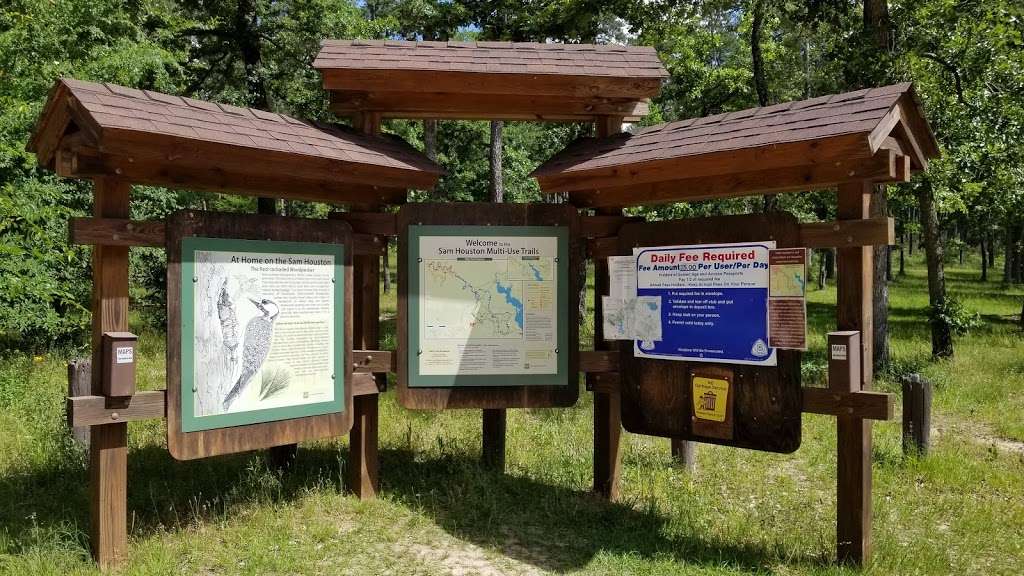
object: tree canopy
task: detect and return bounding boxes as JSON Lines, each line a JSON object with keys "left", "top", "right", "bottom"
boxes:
{"left": 1, "top": 0, "right": 1022, "bottom": 350}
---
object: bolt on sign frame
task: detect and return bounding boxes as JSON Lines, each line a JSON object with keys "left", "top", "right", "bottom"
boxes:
{"left": 28, "top": 78, "right": 441, "bottom": 569}
{"left": 614, "top": 213, "right": 804, "bottom": 453}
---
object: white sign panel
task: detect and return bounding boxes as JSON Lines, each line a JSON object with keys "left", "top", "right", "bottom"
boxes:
{"left": 417, "top": 235, "right": 559, "bottom": 376}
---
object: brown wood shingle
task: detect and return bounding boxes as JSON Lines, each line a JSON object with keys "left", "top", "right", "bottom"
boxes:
{"left": 533, "top": 83, "right": 938, "bottom": 185}
{"left": 531, "top": 83, "right": 939, "bottom": 205}
{"left": 315, "top": 40, "right": 667, "bottom": 121}
{"left": 29, "top": 79, "right": 443, "bottom": 181}
{"left": 314, "top": 40, "right": 667, "bottom": 79}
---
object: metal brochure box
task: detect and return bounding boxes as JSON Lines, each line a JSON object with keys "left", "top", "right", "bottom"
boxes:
{"left": 102, "top": 331, "right": 137, "bottom": 397}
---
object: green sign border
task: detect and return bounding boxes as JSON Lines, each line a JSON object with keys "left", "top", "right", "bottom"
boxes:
{"left": 180, "top": 237, "right": 345, "bottom": 432}
{"left": 407, "top": 225, "right": 570, "bottom": 388}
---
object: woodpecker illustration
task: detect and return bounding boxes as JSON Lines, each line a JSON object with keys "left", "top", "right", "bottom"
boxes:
{"left": 222, "top": 297, "right": 280, "bottom": 411}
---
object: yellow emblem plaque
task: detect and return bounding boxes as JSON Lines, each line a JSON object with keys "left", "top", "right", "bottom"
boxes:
{"left": 692, "top": 376, "right": 729, "bottom": 422}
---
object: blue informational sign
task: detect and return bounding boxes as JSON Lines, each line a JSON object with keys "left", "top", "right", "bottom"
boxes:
{"left": 633, "top": 242, "right": 777, "bottom": 366}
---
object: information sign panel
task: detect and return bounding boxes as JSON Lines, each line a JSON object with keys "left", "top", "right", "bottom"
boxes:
{"left": 166, "top": 210, "right": 353, "bottom": 460}
{"left": 407, "top": 225, "right": 569, "bottom": 387}
{"left": 632, "top": 242, "right": 777, "bottom": 366}
{"left": 180, "top": 238, "right": 345, "bottom": 432}
{"left": 615, "top": 213, "right": 802, "bottom": 453}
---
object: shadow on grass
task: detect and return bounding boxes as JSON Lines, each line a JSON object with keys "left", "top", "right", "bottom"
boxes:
{"left": 371, "top": 449, "right": 827, "bottom": 573}
{"left": 0, "top": 442, "right": 829, "bottom": 572}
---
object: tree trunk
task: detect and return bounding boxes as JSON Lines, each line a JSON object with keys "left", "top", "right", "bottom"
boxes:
{"left": 980, "top": 237, "right": 988, "bottom": 281}
{"left": 1004, "top": 228, "right": 1013, "bottom": 282}
{"left": 751, "top": 0, "right": 775, "bottom": 213}
{"left": 899, "top": 242, "right": 905, "bottom": 276}
{"left": 1017, "top": 225, "right": 1024, "bottom": 283}
{"left": 818, "top": 249, "right": 826, "bottom": 289}
{"left": 235, "top": 0, "right": 268, "bottom": 109}
{"left": 863, "top": 0, "right": 891, "bottom": 50}
{"left": 489, "top": 121, "right": 503, "bottom": 203}
{"left": 872, "top": 187, "right": 889, "bottom": 372}
{"left": 988, "top": 233, "right": 995, "bottom": 267}
{"left": 825, "top": 248, "right": 835, "bottom": 281}
{"left": 424, "top": 119, "right": 438, "bottom": 161}
{"left": 751, "top": 0, "right": 769, "bottom": 107}
{"left": 917, "top": 184, "right": 954, "bottom": 358}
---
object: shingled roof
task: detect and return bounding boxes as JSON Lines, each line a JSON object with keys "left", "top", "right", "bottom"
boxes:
{"left": 314, "top": 40, "right": 667, "bottom": 121}
{"left": 314, "top": 40, "right": 667, "bottom": 79}
{"left": 532, "top": 83, "right": 938, "bottom": 207}
{"left": 29, "top": 79, "right": 442, "bottom": 202}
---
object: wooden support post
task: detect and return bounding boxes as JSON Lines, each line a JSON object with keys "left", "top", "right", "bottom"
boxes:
{"left": 67, "top": 359, "right": 92, "bottom": 448}
{"left": 482, "top": 408, "right": 507, "bottom": 471}
{"left": 670, "top": 439, "right": 696, "bottom": 471}
{"left": 591, "top": 115, "right": 625, "bottom": 500}
{"left": 835, "top": 181, "right": 874, "bottom": 566}
{"left": 902, "top": 374, "right": 932, "bottom": 455}
{"left": 345, "top": 112, "right": 384, "bottom": 499}
{"left": 89, "top": 176, "right": 130, "bottom": 569}
{"left": 347, "top": 223, "right": 382, "bottom": 499}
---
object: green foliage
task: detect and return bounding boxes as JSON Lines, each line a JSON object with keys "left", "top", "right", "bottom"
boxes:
{"left": 0, "top": 178, "right": 91, "bottom": 350}
{"left": 928, "top": 296, "right": 983, "bottom": 336}
{"left": 1, "top": 0, "right": 1023, "bottom": 351}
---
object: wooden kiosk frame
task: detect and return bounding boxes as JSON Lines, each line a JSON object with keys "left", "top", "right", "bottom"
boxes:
{"left": 29, "top": 78, "right": 443, "bottom": 568}
{"left": 31, "top": 41, "right": 939, "bottom": 570}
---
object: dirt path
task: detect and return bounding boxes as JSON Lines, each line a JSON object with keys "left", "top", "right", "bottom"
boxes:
{"left": 932, "top": 417, "right": 1024, "bottom": 455}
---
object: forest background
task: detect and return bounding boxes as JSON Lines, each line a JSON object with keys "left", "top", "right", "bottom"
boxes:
{"left": 1, "top": 0, "right": 1023, "bottom": 364}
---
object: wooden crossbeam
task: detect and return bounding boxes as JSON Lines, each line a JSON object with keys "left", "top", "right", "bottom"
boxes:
{"left": 586, "top": 217, "right": 894, "bottom": 259}
{"left": 57, "top": 148, "right": 410, "bottom": 206}
{"left": 68, "top": 375, "right": 383, "bottom": 428}
{"left": 68, "top": 391, "right": 167, "bottom": 427}
{"left": 566, "top": 151, "right": 907, "bottom": 208}
{"left": 538, "top": 134, "right": 873, "bottom": 194}
{"left": 577, "top": 367, "right": 895, "bottom": 420}
{"left": 331, "top": 212, "right": 398, "bottom": 236}
{"left": 579, "top": 215, "right": 640, "bottom": 238}
{"left": 330, "top": 91, "right": 649, "bottom": 122}
{"left": 799, "top": 217, "right": 894, "bottom": 248}
{"left": 801, "top": 388, "right": 894, "bottom": 420}
{"left": 321, "top": 70, "right": 663, "bottom": 100}
{"left": 69, "top": 218, "right": 385, "bottom": 255}
{"left": 352, "top": 350, "right": 394, "bottom": 373}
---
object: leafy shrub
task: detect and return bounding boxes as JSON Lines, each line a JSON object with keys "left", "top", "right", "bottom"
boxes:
{"left": 0, "top": 178, "right": 92, "bottom": 351}
{"left": 928, "top": 296, "right": 983, "bottom": 336}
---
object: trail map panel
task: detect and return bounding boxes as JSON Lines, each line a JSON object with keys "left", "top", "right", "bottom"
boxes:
{"left": 408, "top": 225, "right": 569, "bottom": 387}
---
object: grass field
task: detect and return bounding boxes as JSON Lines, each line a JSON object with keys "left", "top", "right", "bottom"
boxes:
{"left": 1, "top": 252, "right": 1022, "bottom": 575}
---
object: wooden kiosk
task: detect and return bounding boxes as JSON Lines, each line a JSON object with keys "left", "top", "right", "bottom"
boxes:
{"left": 31, "top": 41, "right": 938, "bottom": 570}
{"left": 29, "top": 77, "right": 442, "bottom": 568}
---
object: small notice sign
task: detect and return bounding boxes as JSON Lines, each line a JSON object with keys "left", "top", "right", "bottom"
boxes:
{"left": 115, "top": 346, "right": 134, "bottom": 364}
{"left": 692, "top": 376, "right": 729, "bottom": 422}
{"left": 690, "top": 366, "right": 734, "bottom": 440}
{"left": 831, "top": 344, "right": 848, "bottom": 360}
{"left": 768, "top": 248, "right": 808, "bottom": 350}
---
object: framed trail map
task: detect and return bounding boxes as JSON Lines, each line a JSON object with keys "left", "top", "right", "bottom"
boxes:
{"left": 396, "top": 203, "right": 580, "bottom": 409}
{"left": 408, "top": 226, "right": 568, "bottom": 387}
